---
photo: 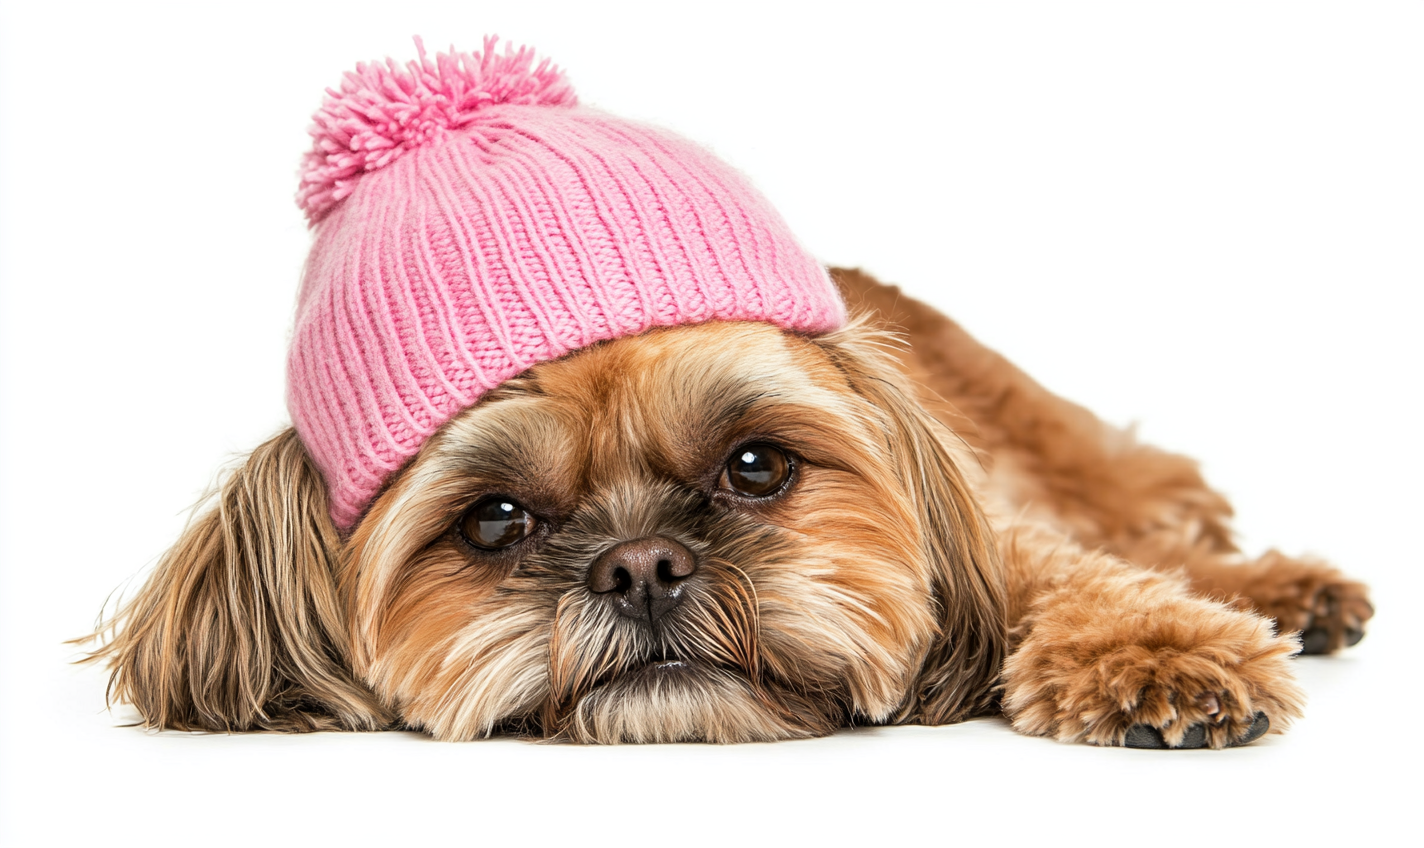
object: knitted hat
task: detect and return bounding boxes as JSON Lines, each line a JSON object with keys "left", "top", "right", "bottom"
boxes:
{"left": 288, "top": 37, "right": 846, "bottom": 530}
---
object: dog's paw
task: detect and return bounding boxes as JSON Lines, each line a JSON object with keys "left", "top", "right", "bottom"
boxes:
{"left": 1003, "top": 597, "right": 1305, "bottom": 749}
{"left": 1240, "top": 552, "right": 1373, "bottom": 655}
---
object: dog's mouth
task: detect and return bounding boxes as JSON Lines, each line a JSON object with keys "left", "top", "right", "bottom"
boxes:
{"left": 592, "top": 655, "right": 714, "bottom": 692}
{"left": 554, "top": 650, "right": 838, "bottom": 743}
{"left": 620, "top": 658, "right": 698, "bottom": 681}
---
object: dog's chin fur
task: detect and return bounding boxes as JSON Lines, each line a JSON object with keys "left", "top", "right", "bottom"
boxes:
{"left": 84, "top": 269, "right": 1367, "bottom": 747}
{"left": 341, "top": 319, "right": 1003, "bottom": 743}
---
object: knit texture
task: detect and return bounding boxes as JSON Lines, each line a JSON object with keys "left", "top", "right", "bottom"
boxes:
{"left": 288, "top": 38, "right": 846, "bottom": 530}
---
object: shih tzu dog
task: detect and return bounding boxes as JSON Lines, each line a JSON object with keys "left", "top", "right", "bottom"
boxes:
{"left": 86, "top": 39, "right": 1372, "bottom": 749}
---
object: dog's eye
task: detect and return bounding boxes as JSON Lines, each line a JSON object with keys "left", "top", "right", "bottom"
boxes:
{"left": 725, "top": 444, "right": 792, "bottom": 497}
{"left": 459, "top": 497, "right": 537, "bottom": 550}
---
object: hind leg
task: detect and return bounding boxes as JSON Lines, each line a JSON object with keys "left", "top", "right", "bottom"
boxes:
{"left": 831, "top": 267, "right": 1374, "bottom": 654}
{"left": 1175, "top": 550, "right": 1373, "bottom": 654}
{"left": 999, "top": 434, "right": 1377, "bottom": 655}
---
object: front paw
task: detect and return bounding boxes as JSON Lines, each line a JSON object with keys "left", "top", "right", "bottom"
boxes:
{"left": 1003, "top": 603, "right": 1305, "bottom": 749}
{"left": 1243, "top": 552, "right": 1373, "bottom": 655}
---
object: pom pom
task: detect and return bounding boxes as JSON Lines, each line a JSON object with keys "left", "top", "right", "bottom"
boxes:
{"left": 297, "top": 36, "right": 576, "bottom": 222}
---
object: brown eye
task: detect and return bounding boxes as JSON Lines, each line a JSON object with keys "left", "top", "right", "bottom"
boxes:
{"left": 725, "top": 444, "right": 792, "bottom": 497}
{"left": 459, "top": 497, "right": 537, "bottom": 550}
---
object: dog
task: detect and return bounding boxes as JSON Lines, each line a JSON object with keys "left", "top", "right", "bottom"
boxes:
{"left": 86, "top": 266, "right": 1372, "bottom": 747}
{"left": 84, "top": 41, "right": 1372, "bottom": 749}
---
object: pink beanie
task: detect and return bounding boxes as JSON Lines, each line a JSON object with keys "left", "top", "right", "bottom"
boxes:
{"left": 288, "top": 38, "right": 847, "bottom": 530}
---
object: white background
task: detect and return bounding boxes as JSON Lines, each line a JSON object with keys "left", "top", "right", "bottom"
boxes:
{"left": 2, "top": 2, "right": 1420, "bottom": 845}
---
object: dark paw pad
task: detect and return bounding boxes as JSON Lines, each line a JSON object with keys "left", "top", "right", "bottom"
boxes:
{"left": 1299, "top": 624, "right": 1366, "bottom": 655}
{"left": 1122, "top": 712, "right": 1269, "bottom": 749}
{"left": 1300, "top": 626, "right": 1331, "bottom": 655}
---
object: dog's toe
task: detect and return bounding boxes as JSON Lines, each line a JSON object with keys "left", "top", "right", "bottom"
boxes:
{"left": 1235, "top": 712, "right": 1270, "bottom": 745}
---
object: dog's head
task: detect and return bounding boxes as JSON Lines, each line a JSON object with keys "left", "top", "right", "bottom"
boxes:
{"left": 91, "top": 318, "right": 1006, "bottom": 742}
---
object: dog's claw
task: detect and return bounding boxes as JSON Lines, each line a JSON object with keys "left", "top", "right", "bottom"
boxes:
{"left": 1345, "top": 626, "right": 1365, "bottom": 648}
{"left": 1122, "top": 712, "right": 1269, "bottom": 749}
{"left": 1196, "top": 691, "right": 1222, "bottom": 717}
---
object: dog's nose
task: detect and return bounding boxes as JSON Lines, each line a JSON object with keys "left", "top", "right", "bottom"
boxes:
{"left": 588, "top": 537, "right": 697, "bottom": 624}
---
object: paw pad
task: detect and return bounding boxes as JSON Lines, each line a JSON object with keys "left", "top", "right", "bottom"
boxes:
{"left": 1299, "top": 622, "right": 1366, "bottom": 655}
{"left": 1122, "top": 712, "right": 1270, "bottom": 749}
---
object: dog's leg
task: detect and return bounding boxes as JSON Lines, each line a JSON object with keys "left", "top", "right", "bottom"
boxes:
{"left": 997, "top": 523, "right": 1304, "bottom": 748}
{"left": 1173, "top": 550, "right": 1372, "bottom": 655}
{"left": 832, "top": 267, "right": 1372, "bottom": 653}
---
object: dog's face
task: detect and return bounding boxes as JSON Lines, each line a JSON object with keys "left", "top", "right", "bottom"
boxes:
{"left": 90, "top": 317, "right": 1005, "bottom": 741}
{"left": 342, "top": 321, "right": 1005, "bottom": 742}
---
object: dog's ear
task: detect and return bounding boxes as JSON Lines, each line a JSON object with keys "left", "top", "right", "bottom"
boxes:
{"left": 815, "top": 320, "right": 1008, "bottom": 724}
{"left": 83, "top": 428, "right": 389, "bottom": 732}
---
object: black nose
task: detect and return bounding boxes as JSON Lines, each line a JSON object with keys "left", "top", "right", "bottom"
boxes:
{"left": 587, "top": 537, "right": 697, "bottom": 624}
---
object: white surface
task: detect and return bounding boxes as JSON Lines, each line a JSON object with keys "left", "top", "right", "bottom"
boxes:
{"left": 2, "top": 2, "right": 1420, "bottom": 845}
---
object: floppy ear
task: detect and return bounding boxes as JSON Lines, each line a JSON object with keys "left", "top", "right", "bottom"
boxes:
{"left": 84, "top": 428, "right": 390, "bottom": 732}
{"left": 816, "top": 320, "right": 1008, "bottom": 724}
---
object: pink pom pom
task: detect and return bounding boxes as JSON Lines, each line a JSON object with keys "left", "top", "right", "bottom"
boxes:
{"left": 297, "top": 36, "right": 577, "bottom": 222}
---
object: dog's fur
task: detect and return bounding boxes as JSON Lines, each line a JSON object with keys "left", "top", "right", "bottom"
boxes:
{"left": 86, "top": 268, "right": 1372, "bottom": 747}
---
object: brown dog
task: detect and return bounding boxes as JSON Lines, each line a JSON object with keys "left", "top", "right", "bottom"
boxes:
{"left": 87, "top": 268, "right": 1372, "bottom": 747}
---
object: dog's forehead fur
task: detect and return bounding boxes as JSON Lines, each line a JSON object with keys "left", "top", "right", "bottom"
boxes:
{"left": 431, "top": 321, "right": 859, "bottom": 488}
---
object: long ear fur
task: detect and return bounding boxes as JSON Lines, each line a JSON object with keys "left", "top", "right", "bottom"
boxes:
{"left": 816, "top": 320, "right": 1008, "bottom": 724}
{"left": 82, "top": 428, "right": 390, "bottom": 732}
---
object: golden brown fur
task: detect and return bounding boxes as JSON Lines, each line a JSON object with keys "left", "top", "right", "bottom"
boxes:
{"left": 86, "top": 429, "right": 389, "bottom": 732}
{"left": 85, "top": 268, "right": 1371, "bottom": 747}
